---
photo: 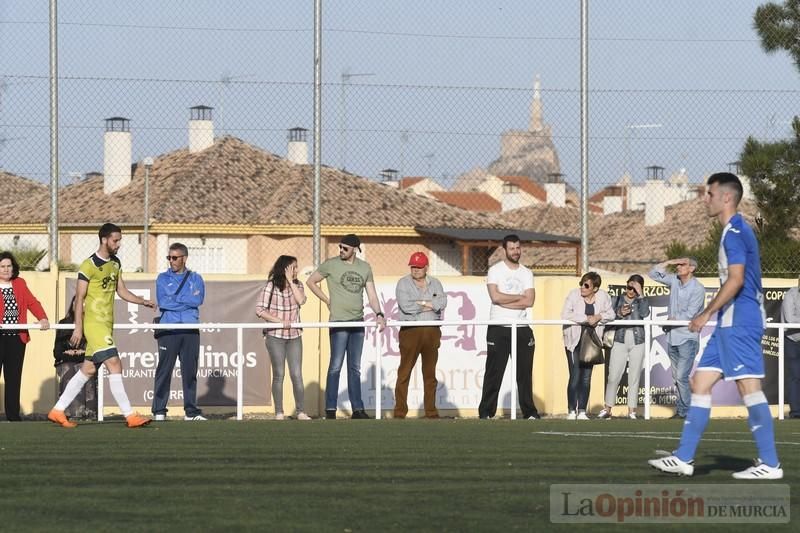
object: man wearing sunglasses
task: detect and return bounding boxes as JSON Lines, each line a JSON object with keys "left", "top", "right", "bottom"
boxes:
{"left": 152, "top": 243, "right": 206, "bottom": 421}
{"left": 649, "top": 256, "right": 705, "bottom": 419}
{"left": 307, "top": 234, "right": 385, "bottom": 419}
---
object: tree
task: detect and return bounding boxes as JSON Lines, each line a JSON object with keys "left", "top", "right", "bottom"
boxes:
{"left": 740, "top": 118, "right": 800, "bottom": 242}
{"left": 754, "top": 0, "right": 800, "bottom": 71}
{"left": 746, "top": 2, "right": 800, "bottom": 257}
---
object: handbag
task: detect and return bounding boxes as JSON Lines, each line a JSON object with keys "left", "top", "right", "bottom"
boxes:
{"left": 603, "top": 327, "right": 616, "bottom": 349}
{"left": 154, "top": 270, "right": 191, "bottom": 339}
{"left": 578, "top": 325, "right": 605, "bottom": 365}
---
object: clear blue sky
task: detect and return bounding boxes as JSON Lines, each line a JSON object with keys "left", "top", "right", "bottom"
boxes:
{"left": 1, "top": 0, "right": 797, "bottom": 192}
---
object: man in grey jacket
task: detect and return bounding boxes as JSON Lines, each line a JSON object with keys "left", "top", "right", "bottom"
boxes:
{"left": 393, "top": 252, "right": 447, "bottom": 419}
{"left": 649, "top": 257, "right": 705, "bottom": 419}
{"left": 781, "top": 280, "right": 800, "bottom": 418}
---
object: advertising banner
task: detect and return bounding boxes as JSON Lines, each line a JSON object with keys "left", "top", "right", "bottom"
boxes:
{"left": 67, "top": 278, "right": 270, "bottom": 408}
{"left": 608, "top": 283, "right": 788, "bottom": 408}
{"left": 342, "top": 279, "right": 498, "bottom": 412}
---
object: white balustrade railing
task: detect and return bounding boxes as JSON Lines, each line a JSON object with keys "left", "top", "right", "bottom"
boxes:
{"left": 3, "top": 318, "right": 794, "bottom": 421}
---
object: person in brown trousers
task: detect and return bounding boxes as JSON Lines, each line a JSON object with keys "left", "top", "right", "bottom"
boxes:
{"left": 393, "top": 252, "right": 448, "bottom": 419}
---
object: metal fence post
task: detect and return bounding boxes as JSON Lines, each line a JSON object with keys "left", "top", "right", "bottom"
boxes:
{"left": 779, "top": 325, "right": 785, "bottom": 421}
{"left": 510, "top": 322, "right": 517, "bottom": 420}
{"left": 375, "top": 324, "right": 383, "bottom": 420}
{"left": 644, "top": 318, "right": 652, "bottom": 420}
{"left": 237, "top": 326, "right": 243, "bottom": 421}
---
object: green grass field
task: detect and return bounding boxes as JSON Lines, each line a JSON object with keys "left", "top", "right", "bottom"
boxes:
{"left": 1, "top": 417, "right": 797, "bottom": 532}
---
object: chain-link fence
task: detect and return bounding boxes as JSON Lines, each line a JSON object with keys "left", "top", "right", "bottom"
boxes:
{"left": 1, "top": 1, "right": 798, "bottom": 276}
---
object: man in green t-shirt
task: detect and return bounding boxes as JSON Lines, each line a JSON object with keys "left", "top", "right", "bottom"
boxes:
{"left": 307, "top": 234, "right": 386, "bottom": 419}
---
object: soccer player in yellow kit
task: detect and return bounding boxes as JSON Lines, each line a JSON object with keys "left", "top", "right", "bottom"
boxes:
{"left": 48, "top": 223, "right": 155, "bottom": 428}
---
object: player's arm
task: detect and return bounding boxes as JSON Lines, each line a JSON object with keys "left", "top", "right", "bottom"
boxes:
{"left": 487, "top": 283, "right": 523, "bottom": 306}
{"left": 500, "top": 288, "right": 535, "bottom": 310}
{"left": 116, "top": 272, "right": 155, "bottom": 308}
{"left": 689, "top": 264, "right": 744, "bottom": 332}
{"left": 365, "top": 281, "right": 386, "bottom": 332}
{"left": 305, "top": 271, "right": 330, "bottom": 308}
{"left": 69, "top": 279, "right": 88, "bottom": 347}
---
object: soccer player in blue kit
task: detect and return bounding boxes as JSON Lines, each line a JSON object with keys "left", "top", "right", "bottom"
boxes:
{"left": 649, "top": 172, "right": 782, "bottom": 479}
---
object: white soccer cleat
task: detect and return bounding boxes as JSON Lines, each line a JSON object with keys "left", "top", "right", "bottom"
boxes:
{"left": 576, "top": 411, "right": 589, "bottom": 420}
{"left": 154, "top": 414, "right": 166, "bottom": 421}
{"left": 732, "top": 459, "right": 783, "bottom": 480}
{"left": 184, "top": 415, "right": 207, "bottom": 421}
{"left": 648, "top": 455, "right": 694, "bottom": 476}
{"left": 596, "top": 408, "right": 611, "bottom": 419}
{"left": 566, "top": 411, "right": 577, "bottom": 420}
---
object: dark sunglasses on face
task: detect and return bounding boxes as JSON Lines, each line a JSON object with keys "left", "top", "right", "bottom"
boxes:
{"left": 339, "top": 245, "right": 351, "bottom": 251}
{"left": 581, "top": 282, "right": 592, "bottom": 289}
{"left": 626, "top": 285, "right": 636, "bottom": 291}
{"left": 167, "top": 255, "right": 185, "bottom": 261}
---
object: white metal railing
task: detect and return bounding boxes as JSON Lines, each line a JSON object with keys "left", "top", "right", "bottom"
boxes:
{"left": 5, "top": 318, "right": 794, "bottom": 421}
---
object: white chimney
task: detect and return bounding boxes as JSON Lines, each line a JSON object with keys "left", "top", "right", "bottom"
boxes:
{"left": 189, "top": 105, "right": 214, "bottom": 153}
{"left": 603, "top": 196, "right": 623, "bottom": 214}
{"left": 103, "top": 117, "right": 132, "bottom": 195}
{"left": 644, "top": 179, "right": 665, "bottom": 226}
{"left": 287, "top": 127, "right": 309, "bottom": 164}
{"left": 545, "top": 182, "right": 566, "bottom": 207}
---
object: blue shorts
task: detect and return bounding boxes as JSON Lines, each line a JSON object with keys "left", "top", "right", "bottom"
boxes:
{"left": 696, "top": 326, "right": 765, "bottom": 381}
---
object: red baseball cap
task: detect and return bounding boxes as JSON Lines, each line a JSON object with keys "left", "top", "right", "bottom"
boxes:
{"left": 408, "top": 252, "right": 429, "bottom": 268}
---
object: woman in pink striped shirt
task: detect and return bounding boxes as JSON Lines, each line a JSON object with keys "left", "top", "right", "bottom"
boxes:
{"left": 256, "top": 255, "right": 309, "bottom": 420}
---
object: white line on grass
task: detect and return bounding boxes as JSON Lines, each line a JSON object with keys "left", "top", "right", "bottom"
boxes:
{"left": 536, "top": 431, "right": 800, "bottom": 446}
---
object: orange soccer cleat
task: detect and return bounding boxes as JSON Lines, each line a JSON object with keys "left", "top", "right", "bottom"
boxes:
{"left": 47, "top": 409, "right": 77, "bottom": 428}
{"left": 125, "top": 413, "right": 152, "bottom": 428}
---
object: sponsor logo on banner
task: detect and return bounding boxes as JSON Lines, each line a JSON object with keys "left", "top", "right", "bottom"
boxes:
{"left": 66, "top": 278, "right": 270, "bottom": 408}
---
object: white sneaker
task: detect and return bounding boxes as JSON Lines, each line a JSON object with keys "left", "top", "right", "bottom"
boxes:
{"left": 154, "top": 414, "right": 166, "bottom": 421}
{"left": 184, "top": 415, "right": 207, "bottom": 421}
{"left": 576, "top": 411, "right": 589, "bottom": 420}
{"left": 296, "top": 412, "right": 311, "bottom": 421}
{"left": 597, "top": 408, "right": 612, "bottom": 419}
{"left": 648, "top": 455, "right": 694, "bottom": 476}
{"left": 628, "top": 412, "right": 637, "bottom": 420}
{"left": 732, "top": 459, "right": 783, "bottom": 480}
{"left": 275, "top": 413, "right": 285, "bottom": 421}
{"left": 566, "top": 411, "right": 577, "bottom": 420}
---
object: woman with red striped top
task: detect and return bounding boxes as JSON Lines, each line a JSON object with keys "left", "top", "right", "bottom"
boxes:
{"left": 256, "top": 255, "right": 309, "bottom": 420}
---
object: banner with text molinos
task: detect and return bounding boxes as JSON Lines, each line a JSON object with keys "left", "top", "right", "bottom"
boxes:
{"left": 607, "top": 283, "right": 787, "bottom": 408}
{"left": 66, "top": 278, "right": 269, "bottom": 408}
{"left": 333, "top": 278, "right": 499, "bottom": 412}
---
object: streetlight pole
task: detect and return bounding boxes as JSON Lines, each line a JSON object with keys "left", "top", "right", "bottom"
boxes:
{"left": 143, "top": 157, "right": 153, "bottom": 272}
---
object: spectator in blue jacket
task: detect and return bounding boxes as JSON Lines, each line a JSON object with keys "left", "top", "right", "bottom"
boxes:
{"left": 152, "top": 243, "right": 206, "bottom": 421}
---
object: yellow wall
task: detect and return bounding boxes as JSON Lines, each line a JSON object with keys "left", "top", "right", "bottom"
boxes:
{"left": 5, "top": 273, "right": 796, "bottom": 419}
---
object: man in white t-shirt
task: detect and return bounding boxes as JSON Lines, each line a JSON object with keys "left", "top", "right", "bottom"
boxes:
{"left": 478, "top": 234, "right": 540, "bottom": 420}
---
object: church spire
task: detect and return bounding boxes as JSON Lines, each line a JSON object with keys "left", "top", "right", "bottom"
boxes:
{"left": 528, "top": 74, "right": 543, "bottom": 132}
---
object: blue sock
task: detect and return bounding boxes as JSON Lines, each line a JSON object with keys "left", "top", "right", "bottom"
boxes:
{"left": 744, "top": 391, "right": 780, "bottom": 468}
{"left": 675, "top": 394, "right": 712, "bottom": 463}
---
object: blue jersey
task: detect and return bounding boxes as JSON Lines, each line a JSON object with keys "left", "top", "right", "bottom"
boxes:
{"left": 717, "top": 213, "right": 766, "bottom": 329}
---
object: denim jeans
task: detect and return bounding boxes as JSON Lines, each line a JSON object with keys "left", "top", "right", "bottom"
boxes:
{"left": 565, "top": 346, "right": 593, "bottom": 412}
{"left": 326, "top": 325, "right": 365, "bottom": 411}
{"left": 785, "top": 338, "right": 800, "bottom": 417}
{"left": 668, "top": 339, "right": 698, "bottom": 417}
{"left": 265, "top": 336, "right": 304, "bottom": 414}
